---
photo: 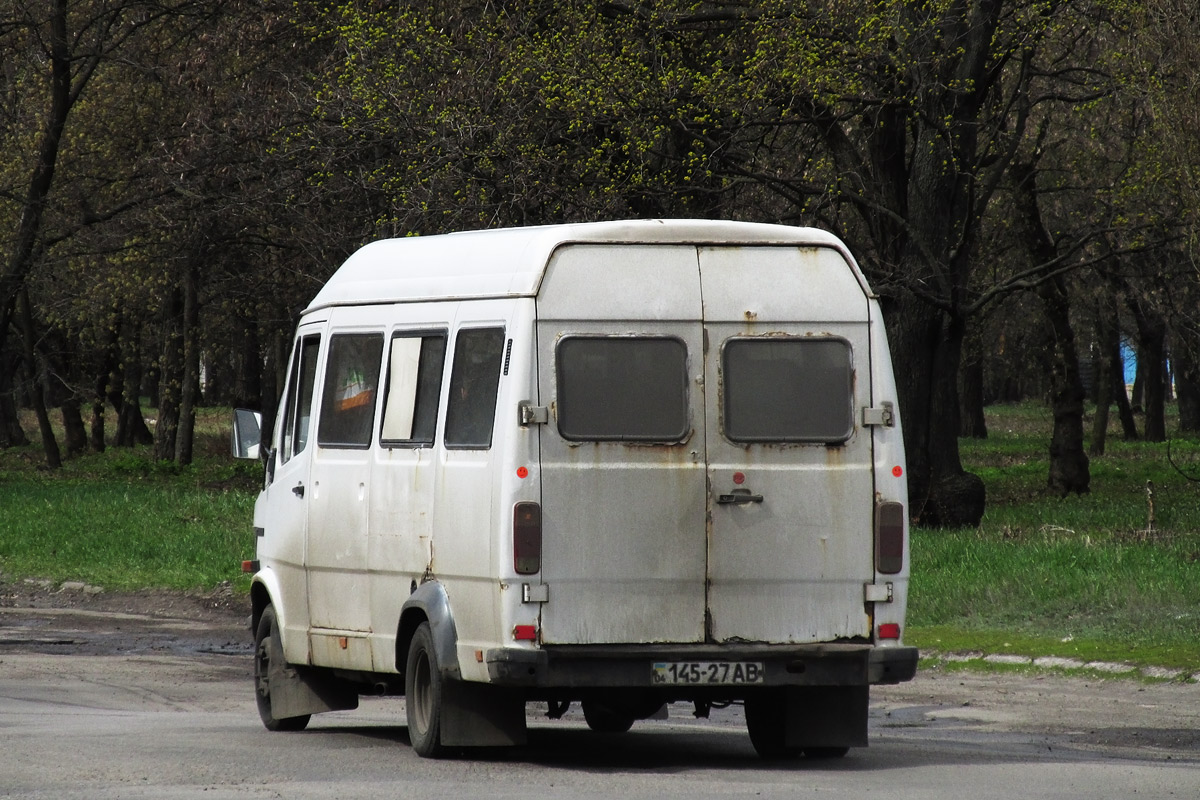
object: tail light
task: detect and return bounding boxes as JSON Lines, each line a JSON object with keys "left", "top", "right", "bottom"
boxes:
{"left": 875, "top": 501, "right": 904, "bottom": 574}
{"left": 513, "top": 502, "right": 542, "bottom": 575}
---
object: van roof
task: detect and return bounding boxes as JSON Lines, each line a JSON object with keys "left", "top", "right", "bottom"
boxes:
{"left": 305, "top": 219, "right": 860, "bottom": 311}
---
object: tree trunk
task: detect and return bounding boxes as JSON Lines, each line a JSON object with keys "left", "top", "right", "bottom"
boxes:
{"left": 116, "top": 321, "right": 154, "bottom": 447}
{"left": 235, "top": 314, "right": 263, "bottom": 409}
{"left": 176, "top": 260, "right": 200, "bottom": 466}
{"left": 61, "top": 402, "right": 88, "bottom": 456}
{"left": 0, "top": 0, "right": 72, "bottom": 362}
{"left": 1132, "top": 308, "right": 1167, "bottom": 442}
{"left": 1038, "top": 278, "right": 1089, "bottom": 495}
{"left": 959, "top": 328, "right": 988, "bottom": 439}
{"left": 886, "top": 291, "right": 985, "bottom": 527}
{"left": 1176, "top": 341, "right": 1200, "bottom": 432}
{"left": 90, "top": 328, "right": 117, "bottom": 453}
{"left": 1089, "top": 300, "right": 1120, "bottom": 456}
{"left": 1012, "top": 155, "right": 1089, "bottom": 494}
{"left": 154, "top": 287, "right": 184, "bottom": 461}
{"left": 0, "top": 350, "right": 30, "bottom": 448}
{"left": 19, "top": 290, "right": 61, "bottom": 469}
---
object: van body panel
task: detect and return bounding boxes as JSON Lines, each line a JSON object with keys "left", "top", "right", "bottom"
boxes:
{"left": 536, "top": 245, "right": 708, "bottom": 645}
{"left": 699, "top": 246, "right": 875, "bottom": 643}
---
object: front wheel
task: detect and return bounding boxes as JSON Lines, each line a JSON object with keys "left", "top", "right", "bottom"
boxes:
{"left": 254, "top": 606, "right": 310, "bottom": 732}
{"left": 405, "top": 621, "right": 446, "bottom": 757}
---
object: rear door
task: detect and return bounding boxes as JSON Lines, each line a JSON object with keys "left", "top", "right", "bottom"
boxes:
{"left": 536, "top": 244, "right": 708, "bottom": 645}
{"left": 700, "top": 246, "right": 875, "bottom": 643}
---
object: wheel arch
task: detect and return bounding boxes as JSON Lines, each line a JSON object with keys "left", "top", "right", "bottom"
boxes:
{"left": 249, "top": 569, "right": 284, "bottom": 636}
{"left": 397, "top": 580, "right": 461, "bottom": 683}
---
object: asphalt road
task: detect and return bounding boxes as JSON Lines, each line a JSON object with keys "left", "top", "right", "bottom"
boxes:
{"left": 1, "top": 601, "right": 1197, "bottom": 799}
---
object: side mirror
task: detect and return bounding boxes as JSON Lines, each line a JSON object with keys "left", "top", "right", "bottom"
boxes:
{"left": 232, "top": 409, "right": 263, "bottom": 460}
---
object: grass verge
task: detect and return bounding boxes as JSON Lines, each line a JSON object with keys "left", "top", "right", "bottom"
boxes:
{"left": 906, "top": 403, "right": 1200, "bottom": 675}
{"left": 0, "top": 408, "right": 259, "bottom": 593}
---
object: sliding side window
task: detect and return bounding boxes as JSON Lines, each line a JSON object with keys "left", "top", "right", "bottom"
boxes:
{"left": 556, "top": 336, "right": 689, "bottom": 442}
{"left": 444, "top": 328, "right": 506, "bottom": 449}
{"left": 380, "top": 332, "right": 447, "bottom": 446}
{"left": 722, "top": 337, "right": 853, "bottom": 443}
{"left": 317, "top": 333, "right": 385, "bottom": 449}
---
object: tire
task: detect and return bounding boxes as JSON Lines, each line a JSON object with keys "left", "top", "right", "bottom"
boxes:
{"left": 581, "top": 700, "right": 635, "bottom": 734}
{"left": 744, "top": 693, "right": 800, "bottom": 760}
{"left": 254, "top": 606, "right": 310, "bottom": 732}
{"left": 405, "top": 621, "right": 446, "bottom": 757}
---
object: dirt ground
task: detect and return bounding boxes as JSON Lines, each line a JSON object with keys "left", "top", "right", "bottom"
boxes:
{"left": 0, "top": 577, "right": 251, "bottom": 656}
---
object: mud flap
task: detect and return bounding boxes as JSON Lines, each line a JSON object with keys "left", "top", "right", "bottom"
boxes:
{"left": 439, "top": 680, "right": 528, "bottom": 747}
{"left": 782, "top": 686, "right": 869, "bottom": 749}
{"left": 269, "top": 660, "right": 358, "bottom": 720}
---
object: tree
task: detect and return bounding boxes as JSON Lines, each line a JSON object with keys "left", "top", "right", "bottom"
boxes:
{"left": 0, "top": 0, "right": 223, "bottom": 464}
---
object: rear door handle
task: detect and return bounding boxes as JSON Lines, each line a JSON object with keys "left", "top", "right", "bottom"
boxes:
{"left": 292, "top": 484, "right": 305, "bottom": 498}
{"left": 716, "top": 489, "right": 763, "bottom": 505}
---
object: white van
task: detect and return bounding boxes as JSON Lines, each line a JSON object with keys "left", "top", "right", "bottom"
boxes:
{"left": 234, "top": 219, "right": 917, "bottom": 759}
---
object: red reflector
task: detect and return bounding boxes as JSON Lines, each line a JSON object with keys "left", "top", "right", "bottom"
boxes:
{"left": 513, "top": 625, "right": 537, "bottom": 641}
{"left": 241, "top": 560, "right": 259, "bottom": 574}
{"left": 875, "top": 501, "right": 904, "bottom": 575}
{"left": 513, "top": 502, "right": 542, "bottom": 575}
{"left": 879, "top": 623, "right": 901, "bottom": 640}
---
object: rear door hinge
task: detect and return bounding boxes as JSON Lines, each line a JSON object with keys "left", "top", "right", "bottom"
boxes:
{"left": 523, "top": 583, "right": 549, "bottom": 603}
{"left": 519, "top": 403, "right": 549, "bottom": 426}
{"left": 862, "top": 401, "right": 895, "bottom": 428}
{"left": 864, "top": 582, "right": 894, "bottom": 603}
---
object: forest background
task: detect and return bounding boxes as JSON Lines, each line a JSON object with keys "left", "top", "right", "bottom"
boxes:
{"left": 3, "top": 0, "right": 1200, "bottom": 527}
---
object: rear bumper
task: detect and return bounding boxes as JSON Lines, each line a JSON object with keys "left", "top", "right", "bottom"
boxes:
{"left": 484, "top": 642, "right": 918, "bottom": 689}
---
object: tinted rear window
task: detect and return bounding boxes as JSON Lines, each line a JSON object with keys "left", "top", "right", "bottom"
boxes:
{"left": 723, "top": 337, "right": 853, "bottom": 442}
{"left": 556, "top": 336, "right": 689, "bottom": 441}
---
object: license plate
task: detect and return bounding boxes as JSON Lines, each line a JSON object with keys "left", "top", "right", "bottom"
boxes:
{"left": 651, "top": 661, "right": 765, "bottom": 685}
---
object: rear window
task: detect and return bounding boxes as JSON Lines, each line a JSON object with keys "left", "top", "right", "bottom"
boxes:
{"left": 556, "top": 336, "right": 689, "bottom": 441}
{"left": 723, "top": 337, "right": 853, "bottom": 443}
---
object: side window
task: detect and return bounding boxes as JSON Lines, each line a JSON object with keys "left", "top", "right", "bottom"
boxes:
{"left": 444, "top": 328, "right": 505, "bottom": 449}
{"left": 380, "top": 332, "right": 447, "bottom": 446}
{"left": 722, "top": 337, "right": 854, "bottom": 443}
{"left": 556, "top": 336, "right": 689, "bottom": 442}
{"left": 280, "top": 335, "right": 321, "bottom": 464}
{"left": 317, "top": 333, "right": 385, "bottom": 449}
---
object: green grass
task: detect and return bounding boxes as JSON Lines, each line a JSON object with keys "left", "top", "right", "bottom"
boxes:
{"left": 906, "top": 402, "right": 1200, "bottom": 674}
{"left": 0, "top": 408, "right": 260, "bottom": 592}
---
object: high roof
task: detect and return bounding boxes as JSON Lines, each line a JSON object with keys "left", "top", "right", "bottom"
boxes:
{"left": 304, "top": 219, "right": 856, "bottom": 311}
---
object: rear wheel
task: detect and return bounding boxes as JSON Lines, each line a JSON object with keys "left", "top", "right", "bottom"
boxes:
{"left": 405, "top": 622, "right": 446, "bottom": 757}
{"left": 254, "top": 606, "right": 310, "bottom": 732}
{"left": 581, "top": 700, "right": 635, "bottom": 733}
{"left": 744, "top": 693, "right": 800, "bottom": 759}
